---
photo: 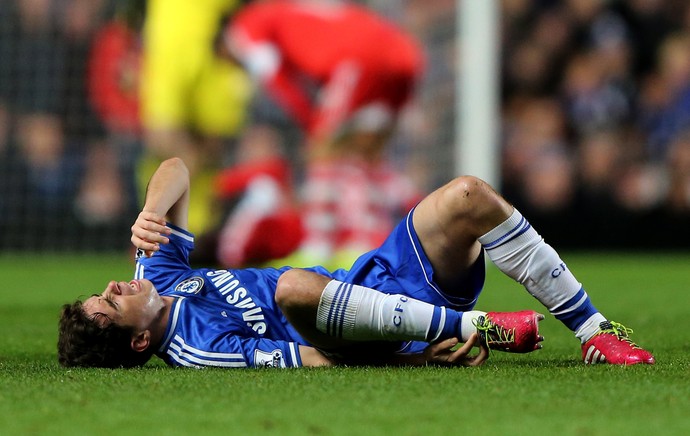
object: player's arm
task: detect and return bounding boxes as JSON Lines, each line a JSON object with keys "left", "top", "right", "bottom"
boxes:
{"left": 301, "top": 337, "right": 486, "bottom": 368}
{"left": 131, "top": 157, "right": 190, "bottom": 256}
{"left": 165, "top": 334, "right": 332, "bottom": 368}
{"left": 298, "top": 345, "right": 334, "bottom": 367}
{"left": 263, "top": 69, "right": 314, "bottom": 130}
{"left": 222, "top": 23, "right": 314, "bottom": 130}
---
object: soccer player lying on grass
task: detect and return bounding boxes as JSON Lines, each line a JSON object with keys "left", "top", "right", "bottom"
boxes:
{"left": 58, "top": 158, "right": 655, "bottom": 368}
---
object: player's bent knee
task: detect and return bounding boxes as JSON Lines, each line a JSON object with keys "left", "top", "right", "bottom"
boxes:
{"left": 445, "top": 176, "right": 495, "bottom": 208}
{"left": 275, "top": 270, "right": 298, "bottom": 308}
{"left": 439, "top": 176, "right": 511, "bottom": 224}
{"left": 275, "top": 269, "right": 325, "bottom": 310}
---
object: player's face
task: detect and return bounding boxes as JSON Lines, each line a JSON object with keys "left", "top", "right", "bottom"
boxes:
{"left": 82, "top": 279, "right": 164, "bottom": 331}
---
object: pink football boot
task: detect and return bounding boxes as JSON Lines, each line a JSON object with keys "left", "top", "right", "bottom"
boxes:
{"left": 582, "top": 321, "right": 655, "bottom": 365}
{"left": 475, "top": 310, "right": 545, "bottom": 353}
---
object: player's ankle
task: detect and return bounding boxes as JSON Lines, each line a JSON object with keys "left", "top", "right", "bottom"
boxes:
{"left": 460, "top": 310, "right": 487, "bottom": 342}
{"left": 575, "top": 313, "right": 607, "bottom": 344}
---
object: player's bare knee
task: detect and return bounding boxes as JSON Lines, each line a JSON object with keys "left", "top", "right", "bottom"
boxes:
{"left": 277, "top": 269, "right": 332, "bottom": 316}
{"left": 275, "top": 269, "right": 321, "bottom": 310}
{"left": 444, "top": 176, "right": 496, "bottom": 212}
{"left": 275, "top": 270, "right": 298, "bottom": 308}
{"left": 440, "top": 176, "right": 511, "bottom": 229}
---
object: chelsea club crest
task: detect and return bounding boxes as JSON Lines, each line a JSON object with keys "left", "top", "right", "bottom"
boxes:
{"left": 175, "top": 277, "right": 204, "bottom": 294}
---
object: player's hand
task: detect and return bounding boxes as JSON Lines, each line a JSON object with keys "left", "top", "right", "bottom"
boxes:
{"left": 423, "top": 333, "right": 489, "bottom": 367}
{"left": 130, "top": 211, "right": 171, "bottom": 257}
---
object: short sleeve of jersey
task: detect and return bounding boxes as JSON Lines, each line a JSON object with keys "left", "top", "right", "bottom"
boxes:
{"left": 163, "top": 328, "right": 303, "bottom": 369}
{"left": 134, "top": 223, "right": 195, "bottom": 291}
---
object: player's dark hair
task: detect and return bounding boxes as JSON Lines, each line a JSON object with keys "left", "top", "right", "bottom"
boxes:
{"left": 57, "top": 300, "right": 153, "bottom": 368}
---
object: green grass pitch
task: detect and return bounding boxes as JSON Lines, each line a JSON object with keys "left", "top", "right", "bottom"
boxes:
{"left": 1, "top": 252, "right": 688, "bottom": 435}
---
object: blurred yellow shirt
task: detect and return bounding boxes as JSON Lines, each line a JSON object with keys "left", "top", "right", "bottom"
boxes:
{"left": 140, "top": 0, "right": 252, "bottom": 136}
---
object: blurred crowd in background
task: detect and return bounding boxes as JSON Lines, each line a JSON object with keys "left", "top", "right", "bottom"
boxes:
{"left": 1, "top": 0, "right": 689, "bottom": 261}
{"left": 500, "top": 0, "right": 690, "bottom": 248}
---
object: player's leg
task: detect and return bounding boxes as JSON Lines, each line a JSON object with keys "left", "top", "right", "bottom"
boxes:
{"left": 413, "top": 175, "right": 654, "bottom": 364}
{"left": 276, "top": 264, "right": 543, "bottom": 356}
{"left": 275, "top": 268, "right": 517, "bottom": 351}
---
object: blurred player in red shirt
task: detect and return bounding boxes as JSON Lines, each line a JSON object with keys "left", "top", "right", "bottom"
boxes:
{"left": 218, "top": 0, "right": 424, "bottom": 268}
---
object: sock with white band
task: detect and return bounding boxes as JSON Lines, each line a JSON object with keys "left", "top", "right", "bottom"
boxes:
{"left": 316, "top": 280, "right": 483, "bottom": 343}
{"left": 478, "top": 209, "right": 605, "bottom": 342}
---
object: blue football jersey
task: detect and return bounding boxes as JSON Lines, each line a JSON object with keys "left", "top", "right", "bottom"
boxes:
{"left": 134, "top": 224, "right": 326, "bottom": 368}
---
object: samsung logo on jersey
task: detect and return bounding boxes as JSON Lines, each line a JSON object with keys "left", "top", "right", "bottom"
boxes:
{"left": 207, "top": 269, "right": 267, "bottom": 334}
{"left": 175, "top": 277, "right": 204, "bottom": 294}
